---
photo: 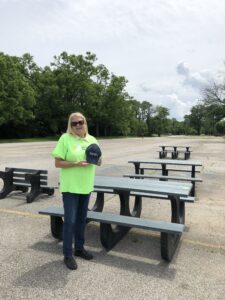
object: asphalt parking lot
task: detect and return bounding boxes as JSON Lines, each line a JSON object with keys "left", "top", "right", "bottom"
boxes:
{"left": 0, "top": 136, "right": 225, "bottom": 300}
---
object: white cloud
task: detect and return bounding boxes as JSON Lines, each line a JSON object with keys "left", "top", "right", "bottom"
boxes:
{"left": 176, "top": 62, "right": 213, "bottom": 91}
{"left": 176, "top": 62, "right": 190, "bottom": 76}
{"left": 164, "top": 94, "right": 191, "bottom": 120}
{"left": 132, "top": 81, "right": 197, "bottom": 120}
{"left": 0, "top": 0, "right": 225, "bottom": 120}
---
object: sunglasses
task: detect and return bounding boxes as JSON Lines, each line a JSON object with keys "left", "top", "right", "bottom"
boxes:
{"left": 71, "top": 120, "right": 85, "bottom": 127}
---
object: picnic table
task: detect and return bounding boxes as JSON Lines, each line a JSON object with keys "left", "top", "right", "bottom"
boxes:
{"left": 159, "top": 145, "right": 191, "bottom": 159}
{"left": 160, "top": 146, "right": 191, "bottom": 152}
{"left": 0, "top": 167, "right": 54, "bottom": 203}
{"left": 40, "top": 175, "right": 193, "bottom": 262}
{"left": 128, "top": 159, "right": 202, "bottom": 196}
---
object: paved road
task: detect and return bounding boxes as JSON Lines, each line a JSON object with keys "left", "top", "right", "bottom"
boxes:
{"left": 0, "top": 136, "right": 224, "bottom": 299}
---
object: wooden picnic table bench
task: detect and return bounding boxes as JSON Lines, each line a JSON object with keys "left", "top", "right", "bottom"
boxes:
{"left": 39, "top": 175, "right": 193, "bottom": 262}
{"left": 128, "top": 159, "right": 202, "bottom": 196}
{"left": 0, "top": 167, "right": 54, "bottom": 203}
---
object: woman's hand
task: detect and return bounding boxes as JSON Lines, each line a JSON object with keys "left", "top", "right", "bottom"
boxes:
{"left": 76, "top": 160, "right": 90, "bottom": 167}
{"left": 55, "top": 158, "right": 89, "bottom": 168}
{"left": 97, "top": 157, "right": 102, "bottom": 166}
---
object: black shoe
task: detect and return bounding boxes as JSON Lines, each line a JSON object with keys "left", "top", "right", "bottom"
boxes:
{"left": 64, "top": 256, "right": 77, "bottom": 270}
{"left": 75, "top": 249, "right": 93, "bottom": 260}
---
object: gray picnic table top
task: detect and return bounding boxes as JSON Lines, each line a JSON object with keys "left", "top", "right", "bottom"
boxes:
{"left": 94, "top": 175, "right": 192, "bottom": 197}
{"left": 160, "top": 145, "right": 191, "bottom": 148}
{"left": 128, "top": 159, "right": 202, "bottom": 166}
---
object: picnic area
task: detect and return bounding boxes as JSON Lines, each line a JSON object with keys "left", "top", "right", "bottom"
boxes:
{"left": 0, "top": 135, "right": 224, "bottom": 300}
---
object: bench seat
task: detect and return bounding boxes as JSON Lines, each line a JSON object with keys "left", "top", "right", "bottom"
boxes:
{"left": 157, "top": 150, "right": 174, "bottom": 153}
{"left": 94, "top": 187, "right": 195, "bottom": 203}
{"left": 139, "top": 167, "right": 200, "bottom": 173}
{"left": 39, "top": 206, "right": 184, "bottom": 261}
{"left": 0, "top": 167, "right": 54, "bottom": 203}
{"left": 158, "top": 149, "right": 192, "bottom": 160}
{"left": 123, "top": 173, "right": 202, "bottom": 182}
{"left": 39, "top": 206, "right": 184, "bottom": 234}
{"left": 123, "top": 174, "right": 201, "bottom": 197}
{"left": 176, "top": 150, "right": 192, "bottom": 153}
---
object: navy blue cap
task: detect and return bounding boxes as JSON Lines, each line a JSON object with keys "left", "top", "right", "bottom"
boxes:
{"left": 85, "top": 143, "right": 102, "bottom": 165}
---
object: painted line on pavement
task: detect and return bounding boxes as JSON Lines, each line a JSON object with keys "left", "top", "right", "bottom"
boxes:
{"left": 0, "top": 207, "right": 224, "bottom": 251}
{"left": 0, "top": 207, "right": 45, "bottom": 218}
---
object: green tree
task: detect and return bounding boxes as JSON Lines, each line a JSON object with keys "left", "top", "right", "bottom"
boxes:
{"left": 0, "top": 52, "right": 36, "bottom": 127}
{"left": 202, "top": 104, "right": 224, "bottom": 135}
{"left": 101, "top": 74, "right": 132, "bottom": 136}
{"left": 215, "top": 120, "right": 225, "bottom": 135}
{"left": 152, "top": 106, "right": 170, "bottom": 136}
{"left": 168, "top": 118, "right": 185, "bottom": 135}
{"left": 203, "top": 81, "right": 225, "bottom": 106}
{"left": 201, "top": 74, "right": 225, "bottom": 124}
{"left": 188, "top": 104, "right": 205, "bottom": 135}
{"left": 34, "top": 51, "right": 105, "bottom": 136}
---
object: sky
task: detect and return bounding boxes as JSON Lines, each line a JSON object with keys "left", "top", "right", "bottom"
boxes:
{"left": 1, "top": 0, "right": 225, "bottom": 120}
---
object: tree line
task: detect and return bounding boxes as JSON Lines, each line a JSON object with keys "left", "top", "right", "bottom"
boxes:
{"left": 0, "top": 51, "right": 225, "bottom": 138}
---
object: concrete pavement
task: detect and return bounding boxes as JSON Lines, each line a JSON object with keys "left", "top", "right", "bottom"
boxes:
{"left": 0, "top": 136, "right": 224, "bottom": 299}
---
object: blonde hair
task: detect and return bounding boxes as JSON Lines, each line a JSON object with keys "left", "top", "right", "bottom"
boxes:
{"left": 66, "top": 112, "right": 88, "bottom": 136}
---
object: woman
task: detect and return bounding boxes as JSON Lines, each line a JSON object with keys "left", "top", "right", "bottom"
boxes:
{"left": 52, "top": 112, "right": 101, "bottom": 270}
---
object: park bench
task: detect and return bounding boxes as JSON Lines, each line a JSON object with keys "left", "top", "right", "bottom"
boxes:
{"left": 176, "top": 150, "right": 192, "bottom": 160}
{"left": 158, "top": 150, "right": 192, "bottom": 160}
{"left": 39, "top": 176, "right": 193, "bottom": 261}
{"left": 94, "top": 187, "right": 195, "bottom": 203}
{"left": 123, "top": 173, "right": 202, "bottom": 198}
{"left": 158, "top": 146, "right": 192, "bottom": 160}
{"left": 128, "top": 159, "right": 202, "bottom": 196}
{"left": 139, "top": 167, "right": 200, "bottom": 174}
{"left": 158, "top": 150, "right": 177, "bottom": 159}
{"left": 136, "top": 169, "right": 200, "bottom": 196}
{"left": 93, "top": 186, "right": 194, "bottom": 225}
{"left": 39, "top": 205, "right": 184, "bottom": 262}
{"left": 0, "top": 167, "right": 54, "bottom": 203}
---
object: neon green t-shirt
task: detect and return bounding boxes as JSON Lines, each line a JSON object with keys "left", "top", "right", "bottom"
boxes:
{"left": 52, "top": 133, "right": 99, "bottom": 194}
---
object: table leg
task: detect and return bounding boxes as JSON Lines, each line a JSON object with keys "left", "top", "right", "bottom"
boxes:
{"left": 100, "top": 190, "right": 142, "bottom": 250}
{"left": 161, "top": 164, "right": 168, "bottom": 176}
{"left": 191, "top": 166, "right": 196, "bottom": 196}
{"left": 88, "top": 191, "right": 104, "bottom": 212}
{"left": 49, "top": 191, "right": 106, "bottom": 240}
{"left": 160, "top": 195, "right": 184, "bottom": 261}
{"left": 134, "top": 162, "right": 140, "bottom": 174}
{"left": 50, "top": 216, "right": 63, "bottom": 240}
{"left": 191, "top": 166, "right": 195, "bottom": 178}
{"left": 172, "top": 151, "right": 175, "bottom": 159}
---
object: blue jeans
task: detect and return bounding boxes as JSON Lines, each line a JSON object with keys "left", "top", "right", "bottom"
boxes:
{"left": 62, "top": 192, "right": 90, "bottom": 257}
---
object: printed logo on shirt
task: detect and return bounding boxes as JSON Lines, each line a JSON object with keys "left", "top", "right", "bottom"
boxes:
{"left": 74, "top": 145, "right": 86, "bottom": 151}
{"left": 74, "top": 145, "right": 82, "bottom": 151}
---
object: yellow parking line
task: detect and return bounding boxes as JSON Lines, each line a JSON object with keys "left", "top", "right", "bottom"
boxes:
{"left": 0, "top": 207, "right": 45, "bottom": 218}
{"left": 183, "top": 238, "right": 225, "bottom": 250}
{"left": 0, "top": 207, "right": 224, "bottom": 251}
